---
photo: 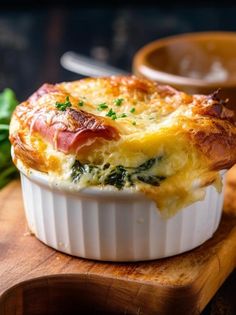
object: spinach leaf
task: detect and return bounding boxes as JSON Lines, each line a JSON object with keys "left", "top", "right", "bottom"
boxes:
{"left": 134, "top": 158, "right": 156, "bottom": 172}
{"left": 71, "top": 156, "right": 166, "bottom": 190}
{"left": 137, "top": 175, "right": 166, "bottom": 186}
{"left": 104, "top": 165, "right": 129, "bottom": 190}
{"left": 133, "top": 156, "right": 163, "bottom": 173}
{"left": 71, "top": 160, "right": 89, "bottom": 181}
{"left": 71, "top": 160, "right": 99, "bottom": 182}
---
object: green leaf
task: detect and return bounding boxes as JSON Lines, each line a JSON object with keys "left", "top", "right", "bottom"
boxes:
{"left": 71, "top": 160, "right": 99, "bottom": 182}
{"left": 0, "top": 124, "right": 9, "bottom": 130}
{"left": 0, "top": 88, "right": 19, "bottom": 189}
{"left": 104, "top": 165, "right": 128, "bottom": 189}
{"left": 134, "top": 158, "right": 156, "bottom": 173}
{"left": 0, "top": 130, "right": 8, "bottom": 142}
{"left": 0, "top": 89, "right": 18, "bottom": 124}
{"left": 0, "top": 165, "right": 18, "bottom": 189}
{"left": 0, "top": 139, "right": 12, "bottom": 167}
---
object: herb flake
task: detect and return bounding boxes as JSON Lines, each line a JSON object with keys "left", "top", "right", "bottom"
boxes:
{"left": 55, "top": 96, "right": 72, "bottom": 111}
{"left": 114, "top": 98, "right": 124, "bottom": 106}
{"left": 97, "top": 103, "right": 108, "bottom": 111}
{"left": 106, "top": 108, "right": 117, "bottom": 120}
{"left": 119, "top": 113, "right": 127, "bottom": 118}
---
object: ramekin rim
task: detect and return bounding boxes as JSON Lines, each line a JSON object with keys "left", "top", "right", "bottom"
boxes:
{"left": 17, "top": 162, "right": 149, "bottom": 200}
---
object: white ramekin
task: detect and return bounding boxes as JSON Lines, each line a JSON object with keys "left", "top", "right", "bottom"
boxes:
{"left": 19, "top": 169, "right": 225, "bottom": 262}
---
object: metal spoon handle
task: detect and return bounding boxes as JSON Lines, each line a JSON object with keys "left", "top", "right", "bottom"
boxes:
{"left": 60, "top": 51, "right": 128, "bottom": 77}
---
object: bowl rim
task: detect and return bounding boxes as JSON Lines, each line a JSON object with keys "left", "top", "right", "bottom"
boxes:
{"left": 18, "top": 161, "right": 226, "bottom": 203}
{"left": 133, "top": 31, "right": 236, "bottom": 88}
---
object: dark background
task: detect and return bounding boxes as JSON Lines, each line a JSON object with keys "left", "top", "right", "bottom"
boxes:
{"left": 0, "top": 3, "right": 235, "bottom": 314}
{"left": 1, "top": 3, "right": 236, "bottom": 100}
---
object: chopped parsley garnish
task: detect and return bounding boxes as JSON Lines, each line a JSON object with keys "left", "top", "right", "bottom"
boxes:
{"left": 106, "top": 109, "right": 128, "bottom": 120}
{"left": 114, "top": 98, "right": 124, "bottom": 106}
{"left": 130, "top": 107, "right": 135, "bottom": 113}
{"left": 55, "top": 96, "right": 72, "bottom": 111}
{"left": 106, "top": 108, "right": 117, "bottom": 120}
{"left": 78, "top": 100, "right": 84, "bottom": 107}
{"left": 97, "top": 103, "right": 108, "bottom": 111}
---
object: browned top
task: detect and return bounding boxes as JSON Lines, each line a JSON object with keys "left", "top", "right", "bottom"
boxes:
{"left": 10, "top": 76, "right": 236, "bottom": 173}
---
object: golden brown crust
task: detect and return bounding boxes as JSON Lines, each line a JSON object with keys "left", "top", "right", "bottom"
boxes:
{"left": 11, "top": 133, "right": 48, "bottom": 172}
{"left": 11, "top": 133, "right": 62, "bottom": 173}
{"left": 186, "top": 92, "right": 236, "bottom": 170}
{"left": 10, "top": 75, "right": 236, "bottom": 173}
{"left": 189, "top": 123, "right": 236, "bottom": 170}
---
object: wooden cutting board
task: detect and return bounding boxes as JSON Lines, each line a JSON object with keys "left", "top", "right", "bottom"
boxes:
{"left": 0, "top": 180, "right": 236, "bottom": 315}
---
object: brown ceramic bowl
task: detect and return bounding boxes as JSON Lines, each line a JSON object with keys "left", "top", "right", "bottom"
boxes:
{"left": 133, "top": 31, "right": 236, "bottom": 109}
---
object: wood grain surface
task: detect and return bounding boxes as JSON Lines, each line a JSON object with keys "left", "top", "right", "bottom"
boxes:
{"left": 0, "top": 179, "right": 235, "bottom": 315}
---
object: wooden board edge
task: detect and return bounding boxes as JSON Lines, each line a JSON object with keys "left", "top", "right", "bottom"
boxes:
{"left": 192, "top": 226, "right": 236, "bottom": 312}
{"left": 0, "top": 273, "right": 205, "bottom": 315}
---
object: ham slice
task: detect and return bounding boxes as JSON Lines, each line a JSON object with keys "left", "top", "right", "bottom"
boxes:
{"left": 31, "top": 108, "right": 119, "bottom": 154}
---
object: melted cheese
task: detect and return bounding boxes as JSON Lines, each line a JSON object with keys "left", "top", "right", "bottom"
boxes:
{"left": 10, "top": 77, "right": 224, "bottom": 217}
